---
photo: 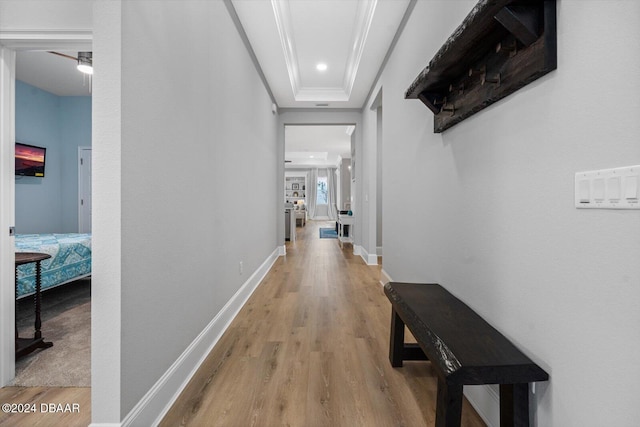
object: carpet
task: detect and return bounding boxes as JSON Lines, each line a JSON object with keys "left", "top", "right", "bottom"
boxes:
{"left": 319, "top": 227, "right": 338, "bottom": 239}
{"left": 12, "top": 300, "right": 91, "bottom": 387}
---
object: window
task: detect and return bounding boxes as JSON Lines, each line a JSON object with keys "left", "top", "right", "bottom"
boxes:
{"left": 317, "top": 176, "right": 328, "bottom": 205}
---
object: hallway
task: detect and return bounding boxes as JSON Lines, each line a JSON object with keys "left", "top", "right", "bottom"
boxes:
{"left": 161, "top": 220, "right": 485, "bottom": 426}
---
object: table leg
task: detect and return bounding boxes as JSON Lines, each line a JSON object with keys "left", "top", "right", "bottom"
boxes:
{"left": 435, "top": 377, "right": 463, "bottom": 427}
{"left": 500, "top": 383, "right": 530, "bottom": 427}
{"left": 15, "top": 265, "right": 18, "bottom": 349}
{"left": 34, "top": 261, "right": 43, "bottom": 339}
{"left": 15, "top": 259, "right": 53, "bottom": 359}
{"left": 389, "top": 309, "right": 405, "bottom": 367}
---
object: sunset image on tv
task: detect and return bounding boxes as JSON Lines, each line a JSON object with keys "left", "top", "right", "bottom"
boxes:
{"left": 15, "top": 143, "right": 46, "bottom": 177}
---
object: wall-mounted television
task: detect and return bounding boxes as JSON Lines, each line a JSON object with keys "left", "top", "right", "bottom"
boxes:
{"left": 15, "top": 142, "right": 46, "bottom": 177}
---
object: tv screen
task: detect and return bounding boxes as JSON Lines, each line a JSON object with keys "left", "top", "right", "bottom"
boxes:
{"left": 15, "top": 142, "right": 46, "bottom": 177}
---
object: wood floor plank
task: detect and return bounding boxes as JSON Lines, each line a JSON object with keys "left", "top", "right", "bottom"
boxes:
{"left": 161, "top": 220, "right": 487, "bottom": 427}
{"left": 0, "top": 386, "right": 90, "bottom": 427}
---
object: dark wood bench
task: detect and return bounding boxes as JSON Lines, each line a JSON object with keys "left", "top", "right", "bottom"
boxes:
{"left": 384, "top": 282, "right": 548, "bottom": 427}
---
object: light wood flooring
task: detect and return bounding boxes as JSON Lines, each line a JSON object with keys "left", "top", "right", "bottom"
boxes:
{"left": 0, "top": 221, "right": 487, "bottom": 426}
{"left": 161, "top": 220, "right": 486, "bottom": 427}
{"left": 0, "top": 386, "right": 90, "bottom": 426}
{"left": 0, "top": 281, "right": 91, "bottom": 427}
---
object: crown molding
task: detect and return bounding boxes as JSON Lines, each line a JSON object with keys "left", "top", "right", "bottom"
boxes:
{"left": 0, "top": 30, "right": 92, "bottom": 50}
{"left": 343, "top": 0, "right": 377, "bottom": 97}
{"left": 271, "top": 0, "right": 301, "bottom": 97}
{"left": 271, "top": 0, "right": 377, "bottom": 103}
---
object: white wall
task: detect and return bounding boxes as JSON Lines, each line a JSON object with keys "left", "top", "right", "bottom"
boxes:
{"left": 339, "top": 158, "right": 351, "bottom": 210}
{"left": 0, "top": 0, "right": 92, "bottom": 31}
{"left": 361, "top": 94, "right": 381, "bottom": 263}
{"left": 92, "top": 1, "right": 121, "bottom": 422}
{"left": 363, "top": 1, "right": 640, "bottom": 426}
{"left": 114, "top": 0, "right": 279, "bottom": 418}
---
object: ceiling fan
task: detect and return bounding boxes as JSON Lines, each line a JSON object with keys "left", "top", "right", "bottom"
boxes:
{"left": 48, "top": 51, "right": 93, "bottom": 75}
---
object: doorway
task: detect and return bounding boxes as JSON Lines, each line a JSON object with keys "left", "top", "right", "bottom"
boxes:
{"left": 1, "top": 41, "right": 92, "bottom": 387}
{"left": 376, "top": 105, "right": 383, "bottom": 259}
{"left": 78, "top": 147, "right": 92, "bottom": 233}
{"left": 369, "top": 87, "right": 383, "bottom": 263}
{"left": 284, "top": 125, "right": 352, "bottom": 226}
{"left": 13, "top": 50, "right": 92, "bottom": 387}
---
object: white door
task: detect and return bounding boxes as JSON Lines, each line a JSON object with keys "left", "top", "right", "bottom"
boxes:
{"left": 78, "top": 147, "right": 92, "bottom": 233}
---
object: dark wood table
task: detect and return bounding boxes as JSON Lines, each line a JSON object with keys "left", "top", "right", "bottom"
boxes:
{"left": 15, "top": 252, "right": 53, "bottom": 359}
{"left": 384, "top": 282, "right": 549, "bottom": 427}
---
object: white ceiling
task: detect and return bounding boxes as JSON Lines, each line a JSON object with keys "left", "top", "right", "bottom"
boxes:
{"left": 13, "top": 1, "right": 412, "bottom": 164}
{"left": 285, "top": 125, "right": 351, "bottom": 168}
{"left": 232, "top": 0, "right": 410, "bottom": 108}
{"left": 16, "top": 50, "right": 92, "bottom": 97}
{"left": 14, "top": 1, "right": 411, "bottom": 106}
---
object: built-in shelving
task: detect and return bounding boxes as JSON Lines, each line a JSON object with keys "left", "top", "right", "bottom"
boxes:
{"left": 285, "top": 175, "right": 306, "bottom": 204}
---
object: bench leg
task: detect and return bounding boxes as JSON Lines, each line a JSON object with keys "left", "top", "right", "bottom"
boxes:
{"left": 389, "top": 309, "right": 405, "bottom": 367}
{"left": 500, "top": 383, "right": 529, "bottom": 427}
{"left": 435, "top": 377, "right": 463, "bottom": 427}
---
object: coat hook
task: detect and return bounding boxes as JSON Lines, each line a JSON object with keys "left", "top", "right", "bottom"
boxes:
{"left": 496, "top": 40, "right": 517, "bottom": 57}
{"left": 440, "top": 103, "right": 455, "bottom": 117}
{"left": 481, "top": 72, "right": 501, "bottom": 86}
{"left": 468, "top": 65, "right": 486, "bottom": 77}
{"left": 433, "top": 96, "right": 447, "bottom": 106}
{"left": 449, "top": 83, "right": 464, "bottom": 95}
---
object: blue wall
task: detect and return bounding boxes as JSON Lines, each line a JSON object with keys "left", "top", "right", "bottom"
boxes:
{"left": 15, "top": 80, "right": 91, "bottom": 233}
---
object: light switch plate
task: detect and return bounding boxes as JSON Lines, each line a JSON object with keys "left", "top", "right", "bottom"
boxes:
{"left": 575, "top": 165, "right": 640, "bottom": 209}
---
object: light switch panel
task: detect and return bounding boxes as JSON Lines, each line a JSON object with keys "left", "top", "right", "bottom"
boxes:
{"left": 593, "top": 179, "right": 605, "bottom": 202}
{"left": 578, "top": 179, "right": 590, "bottom": 203}
{"left": 607, "top": 176, "right": 621, "bottom": 201}
{"left": 625, "top": 175, "right": 639, "bottom": 200}
{"left": 575, "top": 165, "right": 640, "bottom": 209}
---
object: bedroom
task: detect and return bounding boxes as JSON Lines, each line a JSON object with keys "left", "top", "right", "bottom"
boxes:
{"left": 13, "top": 50, "right": 92, "bottom": 386}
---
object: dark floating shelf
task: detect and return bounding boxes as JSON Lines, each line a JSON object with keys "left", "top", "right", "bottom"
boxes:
{"left": 406, "top": 0, "right": 557, "bottom": 133}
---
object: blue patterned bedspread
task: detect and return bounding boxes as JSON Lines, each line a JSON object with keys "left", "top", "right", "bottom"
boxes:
{"left": 15, "top": 233, "right": 92, "bottom": 298}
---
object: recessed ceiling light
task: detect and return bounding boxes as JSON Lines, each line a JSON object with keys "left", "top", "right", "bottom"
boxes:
{"left": 316, "top": 63, "right": 327, "bottom": 72}
{"left": 310, "top": 155, "right": 315, "bottom": 158}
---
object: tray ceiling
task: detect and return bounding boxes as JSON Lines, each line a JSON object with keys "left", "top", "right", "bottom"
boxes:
{"left": 232, "top": 0, "right": 411, "bottom": 108}
{"left": 14, "top": 1, "right": 412, "bottom": 109}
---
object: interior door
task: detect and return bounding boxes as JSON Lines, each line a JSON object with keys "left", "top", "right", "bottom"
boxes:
{"left": 78, "top": 147, "right": 92, "bottom": 233}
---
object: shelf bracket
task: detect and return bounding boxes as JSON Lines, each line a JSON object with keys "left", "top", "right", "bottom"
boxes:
{"left": 494, "top": 4, "right": 540, "bottom": 46}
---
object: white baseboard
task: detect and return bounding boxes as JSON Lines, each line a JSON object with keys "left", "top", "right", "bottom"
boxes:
{"left": 359, "top": 247, "right": 378, "bottom": 265}
{"left": 464, "top": 385, "right": 499, "bottom": 427}
{"left": 376, "top": 246, "right": 383, "bottom": 256}
{"left": 119, "top": 248, "right": 280, "bottom": 427}
{"left": 278, "top": 245, "right": 286, "bottom": 256}
{"left": 353, "top": 244, "right": 361, "bottom": 256}
{"left": 380, "top": 268, "right": 392, "bottom": 287}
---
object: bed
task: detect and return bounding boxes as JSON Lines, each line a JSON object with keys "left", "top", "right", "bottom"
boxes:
{"left": 15, "top": 233, "right": 92, "bottom": 299}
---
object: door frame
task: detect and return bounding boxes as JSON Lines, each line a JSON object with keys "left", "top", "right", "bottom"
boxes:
{"left": 0, "top": 46, "right": 17, "bottom": 386}
{"left": 0, "top": 33, "right": 92, "bottom": 386}
{"left": 278, "top": 116, "right": 361, "bottom": 255}
{"left": 78, "top": 146, "right": 92, "bottom": 233}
